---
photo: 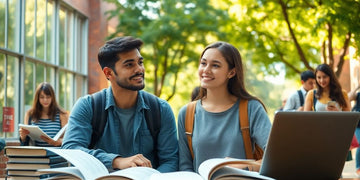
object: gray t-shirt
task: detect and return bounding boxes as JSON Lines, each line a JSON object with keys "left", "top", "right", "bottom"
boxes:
{"left": 113, "top": 106, "right": 136, "bottom": 157}
{"left": 178, "top": 99, "right": 272, "bottom": 172}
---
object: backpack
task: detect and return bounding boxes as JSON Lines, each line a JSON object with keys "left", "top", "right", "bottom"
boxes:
{"left": 89, "top": 90, "right": 161, "bottom": 159}
{"left": 297, "top": 90, "right": 304, "bottom": 106}
{"left": 185, "top": 100, "right": 263, "bottom": 160}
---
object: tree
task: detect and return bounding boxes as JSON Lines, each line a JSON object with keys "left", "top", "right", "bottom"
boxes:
{"left": 226, "top": 0, "right": 360, "bottom": 78}
{"left": 105, "top": 0, "right": 229, "bottom": 100}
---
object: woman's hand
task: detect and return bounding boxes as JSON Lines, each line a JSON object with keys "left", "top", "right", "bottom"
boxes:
{"left": 40, "top": 136, "right": 62, "bottom": 146}
{"left": 19, "top": 128, "right": 30, "bottom": 142}
{"left": 326, "top": 106, "right": 339, "bottom": 111}
{"left": 225, "top": 157, "right": 262, "bottom": 172}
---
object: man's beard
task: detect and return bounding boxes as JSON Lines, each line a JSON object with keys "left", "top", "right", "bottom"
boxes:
{"left": 115, "top": 73, "right": 145, "bottom": 91}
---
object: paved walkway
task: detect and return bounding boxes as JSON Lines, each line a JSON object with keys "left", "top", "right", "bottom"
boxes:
{"left": 342, "top": 149, "right": 359, "bottom": 178}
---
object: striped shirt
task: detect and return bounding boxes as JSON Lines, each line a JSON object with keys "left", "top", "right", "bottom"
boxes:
{"left": 31, "top": 113, "right": 61, "bottom": 147}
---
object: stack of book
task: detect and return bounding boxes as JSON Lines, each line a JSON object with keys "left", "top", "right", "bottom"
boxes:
{"left": 5, "top": 146, "right": 70, "bottom": 180}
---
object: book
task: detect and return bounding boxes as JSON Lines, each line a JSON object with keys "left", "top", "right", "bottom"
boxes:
{"left": 37, "top": 148, "right": 274, "bottom": 180}
{"left": 7, "top": 176, "right": 42, "bottom": 180}
{"left": 19, "top": 123, "right": 68, "bottom": 142}
{"left": 6, "top": 161, "right": 69, "bottom": 170}
{"left": 6, "top": 174, "right": 59, "bottom": 180}
{"left": 7, "top": 170, "right": 38, "bottom": 177}
{"left": 7, "top": 155, "right": 67, "bottom": 164}
{"left": 7, "top": 170, "right": 63, "bottom": 178}
{"left": 5, "top": 146, "right": 59, "bottom": 157}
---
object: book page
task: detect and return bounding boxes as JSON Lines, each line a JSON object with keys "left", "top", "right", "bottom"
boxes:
{"left": 53, "top": 123, "right": 68, "bottom": 141}
{"left": 198, "top": 158, "right": 257, "bottom": 180}
{"left": 96, "top": 167, "right": 160, "bottom": 180}
{"left": 211, "top": 166, "right": 275, "bottom": 180}
{"left": 149, "top": 171, "right": 203, "bottom": 180}
{"left": 37, "top": 167, "right": 84, "bottom": 180}
{"left": 46, "top": 148, "right": 109, "bottom": 180}
{"left": 19, "top": 124, "right": 49, "bottom": 141}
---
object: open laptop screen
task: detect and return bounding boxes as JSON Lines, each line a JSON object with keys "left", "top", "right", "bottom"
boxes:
{"left": 259, "top": 111, "right": 360, "bottom": 180}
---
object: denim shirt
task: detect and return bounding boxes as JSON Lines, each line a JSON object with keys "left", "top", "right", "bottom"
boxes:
{"left": 62, "top": 87, "right": 179, "bottom": 172}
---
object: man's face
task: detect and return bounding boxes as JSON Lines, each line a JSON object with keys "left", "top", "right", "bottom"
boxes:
{"left": 112, "top": 49, "right": 145, "bottom": 91}
{"left": 302, "top": 78, "right": 316, "bottom": 91}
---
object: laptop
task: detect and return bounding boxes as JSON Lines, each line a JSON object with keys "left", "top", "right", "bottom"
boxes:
{"left": 259, "top": 111, "right": 360, "bottom": 180}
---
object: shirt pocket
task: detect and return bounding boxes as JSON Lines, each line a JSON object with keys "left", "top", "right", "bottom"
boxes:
{"left": 139, "top": 129, "right": 154, "bottom": 154}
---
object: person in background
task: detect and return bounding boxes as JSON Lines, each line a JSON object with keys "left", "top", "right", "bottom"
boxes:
{"left": 304, "top": 64, "right": 350, "bottom": 112}
{"left": 348, "top": 83, "right": 360, "bottom": 175}
{"left": 19, "top": 82, "right": 68, "bottom": 147}
{"left": 62, "top": 36, "right": 178, "bottom": 172}
{"left": 283, "top": 70, "right": 316, "bottom": 111}
{"left": 177, "top": 41, "right": 271, "bottom": 172}
{"left": 275, "top": 97, "right": 287, "bottom": 113}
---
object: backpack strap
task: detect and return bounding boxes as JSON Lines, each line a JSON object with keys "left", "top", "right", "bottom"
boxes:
{"left": 297, "top": 90, "right": 304, "bottom": 106}
{"left": 352, "top": 92, "right": 360, "bottom": 112}
{"left": 185, "top": 101, "right": 197, "bottom": 159}
{"left": 142, "top": 92, "right": 161, "bottom": 167}
{"left": 185, "top": 100, "right": 259, "bottom": 160}
{"left": 239, "top": 100, "right": 254, "bottom": 159}
{"left": 89, "top": 91, "right": 108, "bottom": 149}
{"left": 143, "top": 92, "right": 161, "bottom": 142}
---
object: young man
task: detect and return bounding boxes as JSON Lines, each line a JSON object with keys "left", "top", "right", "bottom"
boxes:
{"left": 283, "top": 70, "right": 316, "bottom": 111}
{"left": 62, "top": 36, "right": 178, "bottom": 172}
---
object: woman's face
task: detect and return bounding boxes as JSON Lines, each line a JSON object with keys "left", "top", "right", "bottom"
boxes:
{"left": 316, "top": 70, "right": 330, "bottom": 89}
{"left": 198, "top": 48, "right": 234, "bottom": 90}
{"left": 39, "top": 91, "right": 52, "bottom": 108}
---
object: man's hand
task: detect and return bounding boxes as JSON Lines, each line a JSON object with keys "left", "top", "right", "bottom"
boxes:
{"left": 113, "top": 154, "right": 152, "bottom": 170}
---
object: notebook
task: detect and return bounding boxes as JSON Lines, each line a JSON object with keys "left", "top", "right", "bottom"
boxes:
{"left": 259, "top": 111, "right": 360, "bottom": 180}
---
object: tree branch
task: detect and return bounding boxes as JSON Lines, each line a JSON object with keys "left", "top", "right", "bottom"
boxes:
{"left": 326, "top": 22, "right": 334, "bottom": 68}
{"left": 279, "top": 0, "right": 312, "bottom": 70}
{"left": 336, "top": 32, "right": 352, "bottom": 77}
{"left": 322, "top": 41, "right": 327, "bottom": 64}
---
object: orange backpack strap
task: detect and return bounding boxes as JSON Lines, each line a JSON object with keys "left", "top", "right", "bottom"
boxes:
{"left": 185, "top": 101, "right": 197, "bottom": 159}
{"left": 239, "top": 99, "right": 254, "bottom": 159}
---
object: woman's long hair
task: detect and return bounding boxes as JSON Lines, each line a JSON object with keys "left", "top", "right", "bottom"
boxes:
{"left": 315, "top": 64, "right": 347, "bottom": 108}
{"left": 28, "top": 82, "right": 66, "bottom": 122}
{"left": 195, "top": 41, "right": 266, "bottom": 109}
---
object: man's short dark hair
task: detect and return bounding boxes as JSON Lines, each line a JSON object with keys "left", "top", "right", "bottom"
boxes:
{"left": 98, "top": 36, "right": 143, "bottom": 70}
{"left": 301, "top": 70, "right": 315, "bottom": 81}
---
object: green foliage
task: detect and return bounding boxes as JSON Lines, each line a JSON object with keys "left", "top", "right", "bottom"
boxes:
{"left": 106, "top": 0, "right": 230, "bottom": 100}
{"left": 226, "top": 0, "right": 359, "bottom": 77}
{"left": 105, "top": 0, "right": 359, "bottom": 118}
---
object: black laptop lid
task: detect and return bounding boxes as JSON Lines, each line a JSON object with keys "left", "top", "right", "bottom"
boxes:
{"left": 259, "top": 111, "right": 360, "bottom": 180}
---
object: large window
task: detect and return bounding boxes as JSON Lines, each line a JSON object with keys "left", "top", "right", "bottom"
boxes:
{"left": 0, "top": 0, "right": 88, "bottom": 139}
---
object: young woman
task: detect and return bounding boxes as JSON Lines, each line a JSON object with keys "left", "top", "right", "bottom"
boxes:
{"left": 19, "top": 82, "right": 68, "bottom": 147}
{"left": 304, "top": 64, "right": 350, "bottom": 112}
{"left": 177, "top": 41, "right": 271, "bottom": 172}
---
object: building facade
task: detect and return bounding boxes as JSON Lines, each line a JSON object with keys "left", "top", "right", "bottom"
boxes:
{"left": 0, "top": 0, "right": 110, "bottom": 177}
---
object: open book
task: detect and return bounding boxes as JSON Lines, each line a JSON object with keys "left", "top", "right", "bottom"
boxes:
{"left": 37, "top": 148, "right": 274, "bottom": 180}
{"left": 19, "top": 124, "right": 68, "bottom": 142}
